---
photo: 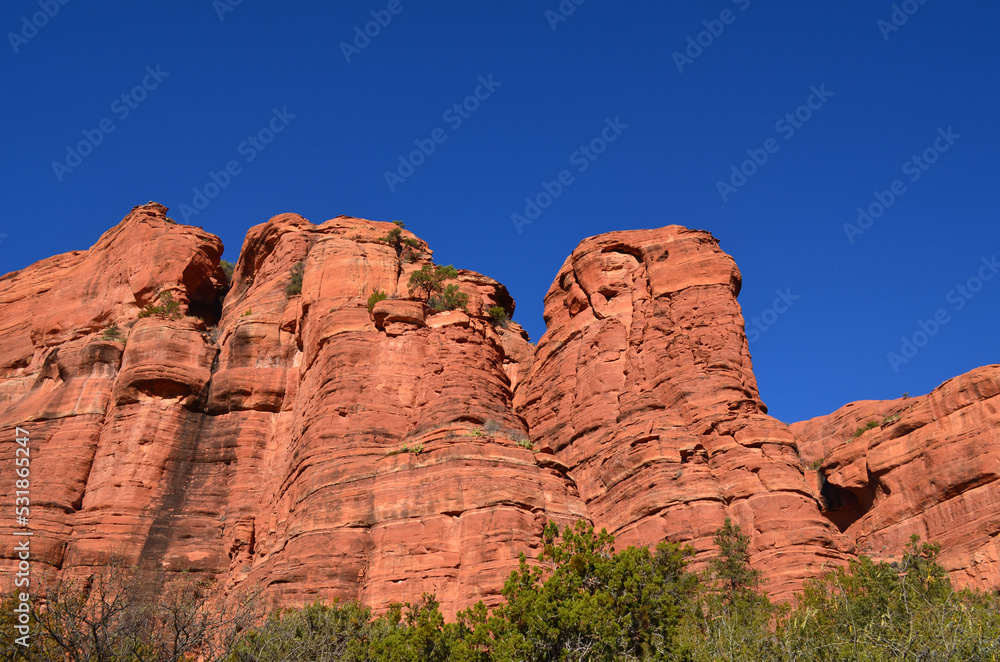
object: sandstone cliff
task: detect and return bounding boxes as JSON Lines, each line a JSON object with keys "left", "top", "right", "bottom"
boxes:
{"left": 1, "top": 203, "right": 996, "bottom": 614}
{"left": 791, "top": 366, "right": 1000, "bottom": 594}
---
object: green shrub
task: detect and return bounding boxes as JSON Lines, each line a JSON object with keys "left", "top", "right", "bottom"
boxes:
{"left": 851, "top": 420, "right": 880, "bottom": 438}
{"left": 241, "top": 308, "right": 253, "bottom": 317}
{"left": 12, "top": 520, "right": 999, "bottom": 662}
{"left": 285, "top": 261, "right": 305, "bottom": 296}
{"left": 367, "top": 289, "right": 388, "bottom": 313}
{"left": 487, "top": 305, "right": 510, "bottom": 328}
{"left": 387, "top": 443, "right": 424, "bottom": 456}
{"left": 428, "top": 284, "right": 468, "bottom": 312}
{"left": 378, "top": 220, "right": 421, "bottom": 260}
{"left": 101, "top": 324, "right": 125, "bottom": 342}
{"left": 227, "top": 600, "right": 373, "bottom": 662}
{"left": 408, "top": 264, "right": 459, "bottom": 301}
{"left": 457, "top": 521, "right": 698, "bottom": 661}
{"left": 137, "top": 291, "right": 182, "bottom": 320}
{"left": 516, "top": 438, "right": 534, "bottom": 450}
{"left": 219, "top": 260, "right": 235, "bottom": 281}
{"left": 880, "top": 414, "right": 900, "bottom": 427}
{"left": 770, "top": 536, "right": 999, "bottom": 661}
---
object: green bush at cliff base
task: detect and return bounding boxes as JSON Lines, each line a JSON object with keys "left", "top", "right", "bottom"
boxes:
{"left": 228, "top": 525, "right": 1000, "bottom": 661}
{"left": 7, "top": 523, "right": 999, "bottom": 661}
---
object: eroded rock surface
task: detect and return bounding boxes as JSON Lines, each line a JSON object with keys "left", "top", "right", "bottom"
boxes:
{"left": 0, "top": 204, "right": 583, "bottom": 617}
{"left": 1, "top": 204, "right": 997, "bottom": 615}
{"left": 791, "top": 365, "right": 1000, "bottom": 592}
{"left": 516, "top": 227, "right": 852, "bottom": 598}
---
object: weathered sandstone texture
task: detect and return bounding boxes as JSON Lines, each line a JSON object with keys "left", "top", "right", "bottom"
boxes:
{"left": 791, "top": 365, "right": 1000, "bottom": 592}
{"left": 515, "top": 228, "right": 852, "bottom": 598}
{"left": 0, "top": 204, "right": 584, "bottom": 617}
{"left": 1, "top": 203, "right": 997, "bottom": 615}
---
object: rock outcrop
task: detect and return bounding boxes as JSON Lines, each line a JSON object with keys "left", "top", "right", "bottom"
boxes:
{"left": 0, "top": 204, "right": 586, "bottom": 617}
{"left": 1, "top": 203, "right": 997, "bottom": 616}
{"left": 791, "top": 365, "right": 1000, "bottom": 592}
{"left": 516, "top": 228, "right": 852, "bottom": 598}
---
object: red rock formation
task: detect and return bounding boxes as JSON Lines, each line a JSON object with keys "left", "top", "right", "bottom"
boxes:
{"left": 516, "top": 227, "right": 852, "bottom": 598}
{"left": 1, "top": 203, "right": 997, "bottom": 616}
{"left": 791, "top": 365, "right": 1000, "bottom": 592}
{"left": 0, "top": 204, "right": 586, "bottom": 618}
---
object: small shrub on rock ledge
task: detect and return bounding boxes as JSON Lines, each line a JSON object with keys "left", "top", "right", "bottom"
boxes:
{"left": 285, "top": 261, "right": 305, "bottom": 296}
{"left": 851, "top": 420, "right": 880, "bottom": 438}
{"left": 386, "top": 443, "right": 424, "bottom": 456}
{"left": 137, "top": 291, "right": 182, "bottom": 320}
{"left": 880, "top": 413, "right": 901, "bottom": 428}
{"left": 367, "top": 289, "right": 388, "bottom": 313}
{"left": 428, "top": 284, "right": 468, "bottom": 312}
{"left": 378, "top": 220, "right": 421, "bottom": 261}
{"left": 408, "top": 264, "right": 463, "bottom": 306}
{"left": 487, "top": 305, "right": 510, "bottom": 328}
{"left": 101, "top": 324, "right": 125, "bottom": 342}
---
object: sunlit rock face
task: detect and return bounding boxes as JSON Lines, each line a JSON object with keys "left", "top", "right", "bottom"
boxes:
{"left": 1, "top": 203, "right": 995, "bottom": 616}
{"left": 516, "top": 226, "right": 853, "bottom": 599}
{"left": 792, "top": 365, "right": 1000, "bottom": 593}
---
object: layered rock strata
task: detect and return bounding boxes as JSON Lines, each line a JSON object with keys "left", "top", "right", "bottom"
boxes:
{"left": 791, "top": 365, "right": 1000, "bottom": 591}
{"left": 2, "top": 203, "right": 996, "bottom": 615}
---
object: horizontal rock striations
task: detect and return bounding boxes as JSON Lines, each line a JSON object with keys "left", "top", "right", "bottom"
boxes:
{"left": 1, "top": 203, "right": 997, "bottom": 615}
{"left": 791, "top": 365, "right": 1000, "bottom": 592}
{"left": 516, "top": 227, "right": 852, "bottom": 598}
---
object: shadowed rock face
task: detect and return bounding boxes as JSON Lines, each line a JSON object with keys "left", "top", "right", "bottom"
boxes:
{"left": 1, "top": 203, "right": 996, "bottom": 614}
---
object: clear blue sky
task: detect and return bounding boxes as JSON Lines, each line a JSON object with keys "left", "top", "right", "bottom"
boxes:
{"left": 2, "top": 1, "right": 997, "bottom": 424}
